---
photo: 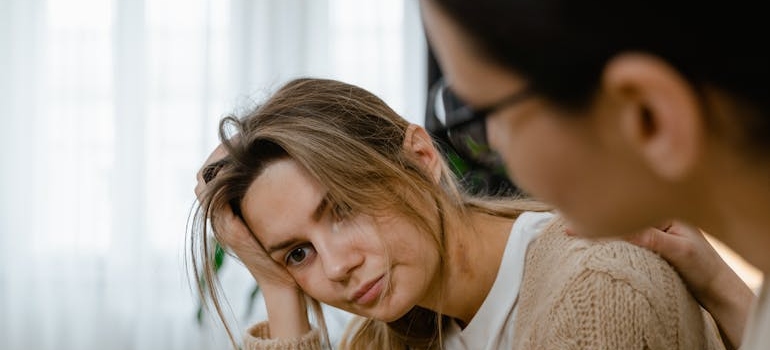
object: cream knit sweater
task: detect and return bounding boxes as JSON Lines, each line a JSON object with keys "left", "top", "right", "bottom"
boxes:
{"left": 511, "top": 218, "right": 724, "bottom": 350}
{"left": 242, "top": 217, "right": 725, "bottom": 350}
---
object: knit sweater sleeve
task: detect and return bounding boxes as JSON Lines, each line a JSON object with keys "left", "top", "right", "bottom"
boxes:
{"left": 512, "top": 218, "right": 725, "bottom": 350}
{"left": 539, "top": 259, "right": 682, "bottom": 349}
{"left": 242, "top": 321, "right": 323, "bottom": 350}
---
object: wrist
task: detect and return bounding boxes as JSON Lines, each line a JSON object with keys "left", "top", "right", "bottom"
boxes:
{"left": 705, "top": 264, "right": 754, "bottom": 312}
{"left": 702, "top": 264, "right": 755, "bottom": 349}
{"left": 261, "top": 284, "right": 311, "bottom": 339}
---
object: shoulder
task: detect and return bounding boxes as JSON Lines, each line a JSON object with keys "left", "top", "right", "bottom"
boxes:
{"left": 515, "top": 218, "right": 717, "bottom": 349}
{"left": 510, "top": 211, "right": 557, "bottom": 244}
{"left": 552, "top": 239, "right": 686, "bottom": 314}
{"left": 519, "top": 215, "right": 679, "bottom": 277}
{"left": 525, "top": 223, "right": 687, "bottom": 304}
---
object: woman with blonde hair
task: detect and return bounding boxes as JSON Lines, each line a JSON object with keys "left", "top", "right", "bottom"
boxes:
{"left": 191, "top": 77, "right": 723, "bottom": 349}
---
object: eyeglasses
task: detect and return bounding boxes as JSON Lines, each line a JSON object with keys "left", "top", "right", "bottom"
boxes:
{"left": 428, "top": 78, "right": 531, "bottom": 170}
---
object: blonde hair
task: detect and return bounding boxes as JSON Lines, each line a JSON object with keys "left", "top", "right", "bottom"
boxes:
{"left": 189, "top": 78, "right": 550, "bottom": 349}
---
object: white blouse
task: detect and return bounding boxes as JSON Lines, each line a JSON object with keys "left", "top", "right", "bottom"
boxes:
{"left": 442, "top": 211, "right": 554, "bottom": 350}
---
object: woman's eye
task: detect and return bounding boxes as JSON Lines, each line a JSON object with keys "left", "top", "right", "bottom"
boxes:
{"left": 285, "top": 245, "right": 314, "bottom": 266}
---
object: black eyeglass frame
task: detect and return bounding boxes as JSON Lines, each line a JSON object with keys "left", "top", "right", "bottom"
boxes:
{"left": 428, "top": 78, "right": 532, "bottom": 169}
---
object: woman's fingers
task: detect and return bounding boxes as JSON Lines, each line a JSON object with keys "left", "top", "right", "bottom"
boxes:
{"left": 213, "top": 203, "right": 297, "bottom": 287}
{"left": 627, "top": 225, "right": 693, "bottom": 260}
{"left": 195, "top": 144, "right": 230, "bottom": 199}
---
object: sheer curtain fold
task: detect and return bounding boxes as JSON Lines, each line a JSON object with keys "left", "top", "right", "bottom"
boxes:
{"left": 0, "top": 1, "right": 426, "bottom": 349}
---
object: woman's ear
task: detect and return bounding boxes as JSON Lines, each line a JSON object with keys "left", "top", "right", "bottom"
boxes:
{"left": 602, "top": 53, "right": 705, "bottom": 181}
{"left": 403, "top": 124, "right": 443, "bottom": 182}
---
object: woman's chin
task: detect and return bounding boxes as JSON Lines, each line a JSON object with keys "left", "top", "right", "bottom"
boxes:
{"left": 358, "top": 302, "right": 413, "bottom": 323}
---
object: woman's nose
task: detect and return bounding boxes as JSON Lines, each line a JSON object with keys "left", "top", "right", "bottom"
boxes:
{"left": 315, "top": 234, "right": 364, "bottom": 282}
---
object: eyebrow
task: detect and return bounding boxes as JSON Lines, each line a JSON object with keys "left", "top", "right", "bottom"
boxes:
{"left": 265, "top": 238, "right": 300, "bottom": 256}
{"left": 312, "top": 195, "right": 330, "bottom": 222}
{"left": 265, "top": 194, "right": 328, "bottom": 256}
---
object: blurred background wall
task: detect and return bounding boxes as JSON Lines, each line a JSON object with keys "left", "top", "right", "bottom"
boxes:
{"left": 0, "top": 0, "right": 426, "bottom": 349}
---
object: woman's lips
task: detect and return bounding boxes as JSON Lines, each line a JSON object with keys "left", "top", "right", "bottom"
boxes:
{"left": 352, "top": 275, "right": 385, "bottom": 305}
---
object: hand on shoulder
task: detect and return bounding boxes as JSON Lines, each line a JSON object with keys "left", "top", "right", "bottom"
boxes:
{"left": 569, "top": 221, "right": 754, "bottom": 350}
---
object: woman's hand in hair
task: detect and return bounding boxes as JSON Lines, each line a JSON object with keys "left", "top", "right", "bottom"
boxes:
{"left": 195, "top": 143, "right": 296, "bottom": 288}
{"left": 625, "top": 222, "right": 754, "bottom": 350}
{"left": 196, "top": 144, "right": 311, "bottom": 339}
{"left": 209, "top": 201, "right": 297, "bottom": 288}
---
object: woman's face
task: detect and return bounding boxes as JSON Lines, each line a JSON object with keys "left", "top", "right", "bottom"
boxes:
{"left": 240, "top": 158, "right": 441, "bottom": 322}
{"left": 420, "top": 0, "right": 666, "bottom": 237}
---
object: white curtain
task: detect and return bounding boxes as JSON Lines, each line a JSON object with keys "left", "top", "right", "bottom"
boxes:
{"left": 0, "top": 0, "right": 427, "bottom": 349}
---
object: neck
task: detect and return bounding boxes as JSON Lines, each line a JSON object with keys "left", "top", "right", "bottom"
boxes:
{"left": 418, "top": 209, "right": 514, "bottom": 325}
{"left": 687, "top": 154, "right": 770, "bottom": 275}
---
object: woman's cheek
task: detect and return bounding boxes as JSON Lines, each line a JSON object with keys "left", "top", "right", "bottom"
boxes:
{"left": 291, "top": 272, "right": 313, "bottom": 293}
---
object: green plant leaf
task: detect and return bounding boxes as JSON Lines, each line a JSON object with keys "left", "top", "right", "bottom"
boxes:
{"left": 214, "top": 242, "right": 226, "bottom": 271}
{"left": 244, "top": 284, "right": 262, "bottom": 319}
{"left": 196, "top": 240, "right": 228, "bottom": 326}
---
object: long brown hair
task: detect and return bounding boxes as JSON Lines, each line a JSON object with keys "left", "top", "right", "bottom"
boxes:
{"left": 189, "top": 77, "right": 549, "bottom": 349}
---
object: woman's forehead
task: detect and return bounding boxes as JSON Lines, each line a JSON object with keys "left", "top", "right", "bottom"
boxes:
{"left": 241, "top": 159, "right": 327, "bottom": 236}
